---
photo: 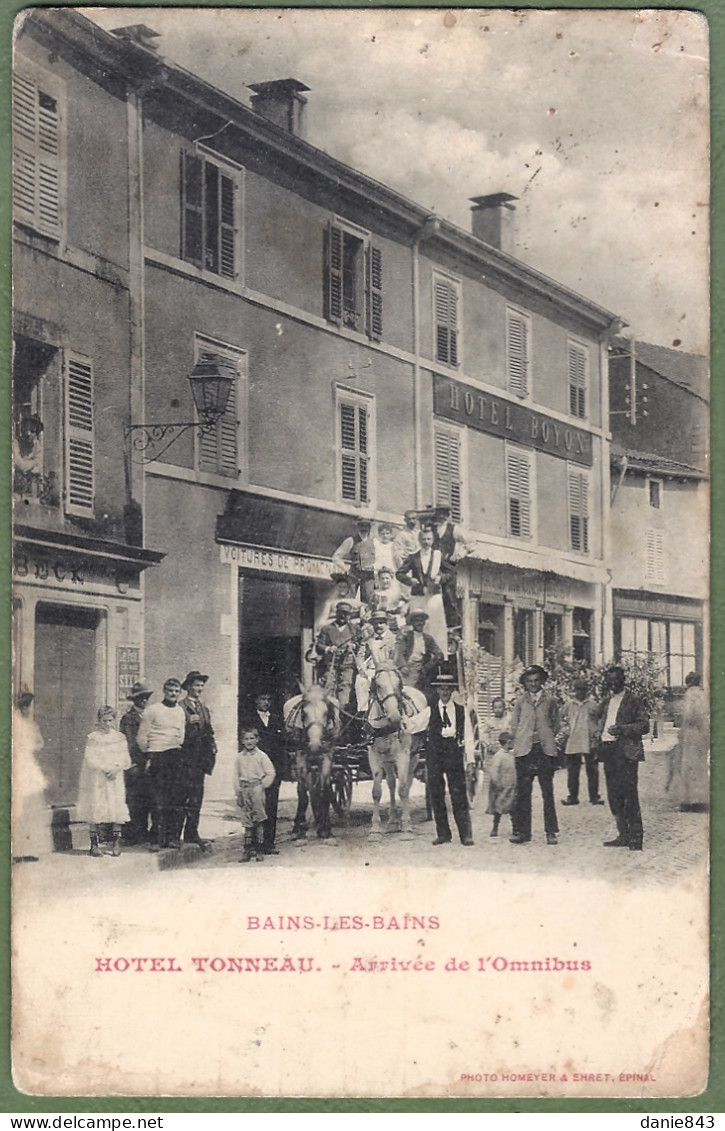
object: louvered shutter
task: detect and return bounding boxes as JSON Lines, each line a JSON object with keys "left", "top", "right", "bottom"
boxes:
{"left": 434, "top": 428, "right": 462, "bottom": 521}
{"left": 13, "top": 73, "right": 61, "bottom": 235}
{"left": 219, "top": 172, "right": 236, "bottom": 279}
{"left": 434, "top": 280, "right": 459, "bottom": 366}
{"left": 366, "top": 245, "right": 383, "bottom": 341}
{"left": 507, "top": 313, "right": 529, "bottom": 397}
{"left": 198, "top": 351, "right": 238, "bottom": 477}
{"left": 646, "top": 529, "right": 665, "bottom": 582}
{"left": 568, "top": 344, "right": 587, "bottom": 418}
{"left": 64, "top": 355, "right": 94, "bottom": 515}
{"left": 569, "top": 470, "right": 589, "bottom": 552}
{"left": 339, "top": 400, "right": 369, "bottom": 504}
{"left": 325, "top": 223, "right": 344, "bottom": 325}
{"left": 507, "top": 450, "right": 531, "bottom": 538}
{"left": 181, "top": 150, "right": 204, "bottom": 268}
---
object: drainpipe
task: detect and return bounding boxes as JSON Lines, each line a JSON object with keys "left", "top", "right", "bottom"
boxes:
{"left": 411, "top": 215, "right": 441, "bottom": 509}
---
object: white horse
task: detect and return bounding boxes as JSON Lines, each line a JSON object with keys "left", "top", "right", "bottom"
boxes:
{"left": 366, "top": 663, "right": 429, "bottom": 838}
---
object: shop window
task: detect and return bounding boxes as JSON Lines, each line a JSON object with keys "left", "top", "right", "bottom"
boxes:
{"left": 568, "top": 341, "right": 588, "bottom": 419}
{"left": 181, "top": 150, "right": 240, "bottom": 278}
{"left": 478, "top": 604, "right": 504, "bottom": 656}
{"left": 434, "top": 425, "right": 464, "bottom": 522}
{"left": 669, "top": 622, "right": 696, "bottom": 688}
{"left": 64, "top": 352, "right": 94, "bottom": 516}
{"left": 507, "top": 307, "right": 530, "bottom": 398}
{"left": 194, "top": 336, "right": 243, "bottom": 479}
{"left": 618, "top": 615, "right": 696, "bottom": 688}
{"left": 572, "top": 608, "right": 592, "bottom": 664}
{"left": 544, "top": 612, "right": 563, "bottom": 657}
{"left": 12, "top": 68, "right": 64, "bottom": 239}
{"left": 433, "top": 274, "right": 460, "bottom": 366}
{"left": 568, "top": 468, "right": 590, "bottom": 554}
{"left": 645, "top": 528, "right": 666, "bottom": 583}
{"left": 324, "top": 221, "right": 382, "bottom": 340}
{"left": 337, "top": 389, "right": 374, "bottom": 506}
{"left": 506, "top": 446, "right": 533, "bottom": 539}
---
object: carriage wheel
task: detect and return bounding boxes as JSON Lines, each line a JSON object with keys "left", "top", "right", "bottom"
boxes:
{"left": 330, "top": 766, "right": 354, "bottom": 816}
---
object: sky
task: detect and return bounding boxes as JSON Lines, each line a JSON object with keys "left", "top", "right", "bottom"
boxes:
{"left": 81, "top": 6, "right": 710, "bottom": 354}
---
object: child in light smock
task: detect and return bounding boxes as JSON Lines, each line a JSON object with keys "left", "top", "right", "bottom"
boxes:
{"left": 486, "top": 730, "right": 517, "bottom": 838}
{"left": 235, "top": 725, "right": 276, "bottom": 862}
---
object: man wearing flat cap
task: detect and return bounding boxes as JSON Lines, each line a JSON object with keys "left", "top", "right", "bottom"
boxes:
{"left": 509, "top": 665, "right": 561, "bottom": 846}
{"left": 315, "top": 601, "right": 359, "bottom": 711}
{"left": 179, "top": 671, "right": 217, "bottom": 849}
{"left": 137, "top": 677, "right": 186, "bottom": 850}
{"left": 120, "top": 681, "right": 154, "bottom": 845}
{"left": 331, "top": 518, "right": 377, "bottom": 602}
{"left": 393, "top": 609, "right": 444, "bottom": 696}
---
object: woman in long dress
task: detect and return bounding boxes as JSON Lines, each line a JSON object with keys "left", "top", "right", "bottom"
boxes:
{"left": 76, "top": 706, "right": 131, "bottom": 856}
{"left": 12, "top": 691, "right": 50, "bottom": 861}
{"left": 668, "top": 672, "right": 709, "bottom": 811}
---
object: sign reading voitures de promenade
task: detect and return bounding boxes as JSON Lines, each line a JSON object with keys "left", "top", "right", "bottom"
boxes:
{"left": 434, "top": 373, "right": 594, "bottom": 468}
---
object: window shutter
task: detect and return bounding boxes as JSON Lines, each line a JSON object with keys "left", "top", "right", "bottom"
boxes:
{"left": 339, "top": 399, "right": 370, "bottom": 504}
{"left": 434, "top": 280, "right": 459, "bottom": 366}
{"left": 569, "top": 470, "right": 589, "bottom": 552}
{"left": 507, "top": 450, "right": 531, "bottom": 538}
{"left": 219, "top": 173, "right": 236, "bottom": 279}
{"left": 325, "top": 223, "right": 344, "bottom": 325}
{"left": 568, "top": 344, "right": 587, "bottom": 418}
{"left": 197, "top": 351, "right": 239, "bottom": 477}
{"left": 365, "top": 245, "right": 383, "bottom": 341}
{"left": 434, "top": 428, "right": 462, "bottom": 521}
{"left": 646, "top": 528, "right": 665, "bottom": 583}
{"left": 507, "top": 313, "right": 529, "bottom": 397}
{"left": 13, "top": 73, "right": 61, "bottom": 234}
{"left": 64, "top": 355, "right": 94, "bottom": 515}
{"left": 181, "top": 150, "right": 204, "bottom": 268}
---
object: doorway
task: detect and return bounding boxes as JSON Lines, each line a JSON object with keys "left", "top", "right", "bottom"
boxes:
{"left": 238, "top": 575, "right": 312, "bottom": 736}
{"left": 34, "top": 603, "right": 104, "bottom": 806}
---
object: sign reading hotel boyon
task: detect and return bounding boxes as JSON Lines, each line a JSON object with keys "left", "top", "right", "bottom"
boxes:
{"left": 434, "top": 373, "right": 594, "bottom": 467}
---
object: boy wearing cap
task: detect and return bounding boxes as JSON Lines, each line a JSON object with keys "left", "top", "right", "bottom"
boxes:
{"left": 558, "top": 677, "right": 604, "bottom": 806}
{"left": 137, "top": 678, "right": 186, "bottom": 850}
{"left": 509, "top": 665, "right": 561, "bottom": 846}
{"left": 120, "top": 681, "right": 154, "bottom": 845}
{"left": 179, "top": 671, "right": 217, "bottom": 849}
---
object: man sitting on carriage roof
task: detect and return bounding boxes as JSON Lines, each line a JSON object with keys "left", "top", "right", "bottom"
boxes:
{"left": 314, "top": 600, "right": 360, "bottom": 713}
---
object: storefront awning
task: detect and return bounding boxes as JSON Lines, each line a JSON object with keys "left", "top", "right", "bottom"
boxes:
{"left": 216, "top": 491, "right": 356, "bottom": 558}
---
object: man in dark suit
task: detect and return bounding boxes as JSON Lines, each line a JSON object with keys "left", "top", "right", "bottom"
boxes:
{"left": 179, "top": 670, "right": 217, "bottom": 850}
{"left": 396, "top": 526, "right": 446, "bottom": 598}
{"left": 509, "top": 665, "right": 561, "bottom": 846}
{"left": 240, "top": 690, "right": 287, "bottom": 855}
{"left": 425, "top": 672, "right": 473, "bottom": 846}
{"left": 598, "top": 665, "right": 649, "bottom": 851}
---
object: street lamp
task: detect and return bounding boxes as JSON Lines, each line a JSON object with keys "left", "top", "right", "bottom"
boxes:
{"left": 124, "top": 355, "right": 236, "bottom": 463}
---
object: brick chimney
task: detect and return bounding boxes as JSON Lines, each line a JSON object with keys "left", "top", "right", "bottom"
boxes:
{"left": 470, "top": 193, "right": 518, "bottom": 254}
{"left": 249, "top": 79, "right": 310, "bottom": 138}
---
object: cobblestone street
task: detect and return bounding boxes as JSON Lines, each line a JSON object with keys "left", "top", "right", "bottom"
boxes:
{"left": 17, "top": 730, "right": 708, "bottom": 898}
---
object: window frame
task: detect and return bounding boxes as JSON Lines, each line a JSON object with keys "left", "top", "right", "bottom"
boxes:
{"left": 568, "top": 338, "right": 589, "bottom": 420}
{"left": 618, "top": 615, "right": 697, "bottom": 691}
{"left": 324, "top": 219, "right": 382, "bottom": 341}
{"left": 568, "top": 464, "right": 591, "bottom": 555}
{"left": 433, "top": 421, "right": 466, "bottom": 523}
{"left": 506, "top": 306, "right": 532, "bottom": 400}
{"left": 12, "top": 61, "right": 66, "bottom": 241}
{"left": 505, "top": 442, "right": 535, "bottom": 542}
{"left": 647, "top": 476, "right": 664, "bottom": 511}
{"left": 335, "top": 384, "right": 376, "bottom": 509}
{"left": 180, "top": 146, "right": 243, "bottom": 282}
{"left": 192, "top": 333, "right": 245, "bottom": 481}
{"left": 432, "top": 271, "right": 462, "bottom": 368}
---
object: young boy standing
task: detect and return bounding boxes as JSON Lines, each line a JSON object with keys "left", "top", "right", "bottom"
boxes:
{"left": 235, "top": 725, "right": 276, "bottom": 862}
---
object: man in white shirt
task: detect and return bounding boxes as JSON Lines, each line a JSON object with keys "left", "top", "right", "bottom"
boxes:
{"left": 137, "top": 677, "right": 186, "bottom": 851}
{"left": 425, "top": 672, "right": 473, "bottom": 846}
{"left": 598, "top": 665, "right": 649, "bottom": 851}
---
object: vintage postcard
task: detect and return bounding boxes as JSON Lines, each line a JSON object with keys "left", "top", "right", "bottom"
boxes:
{"left": 10, "top": 7, "right": 710, "bottom": 1099}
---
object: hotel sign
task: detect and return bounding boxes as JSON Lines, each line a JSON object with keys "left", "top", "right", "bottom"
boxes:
{"left": 220, "top": 542, "right": 333, "bottom": 581}
{"left": 434, "top": 373, "right": 594, "bottom": 467}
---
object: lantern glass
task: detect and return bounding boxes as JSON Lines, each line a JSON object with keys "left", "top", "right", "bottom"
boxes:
{"left": 188, "top": 355, "right": 235, "bottom": 421}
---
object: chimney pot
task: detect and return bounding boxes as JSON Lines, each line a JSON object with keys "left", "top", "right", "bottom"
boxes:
{"left": 249, "top": 78, "right": 310, "bottom": 138}
{"left": 470, "top": 192, "right": 518, "bottom": 253}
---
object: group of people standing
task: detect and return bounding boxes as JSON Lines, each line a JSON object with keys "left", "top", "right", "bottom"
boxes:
{"left": 481, "top": 663, "right": 653, "bottom": 851}
{"left": 77, "top": 671, "right": 217, "bottom": 857}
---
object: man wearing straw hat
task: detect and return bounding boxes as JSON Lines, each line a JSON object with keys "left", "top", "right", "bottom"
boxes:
{"left": 425, "top": 669, "right": 474, "bottom": 846}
